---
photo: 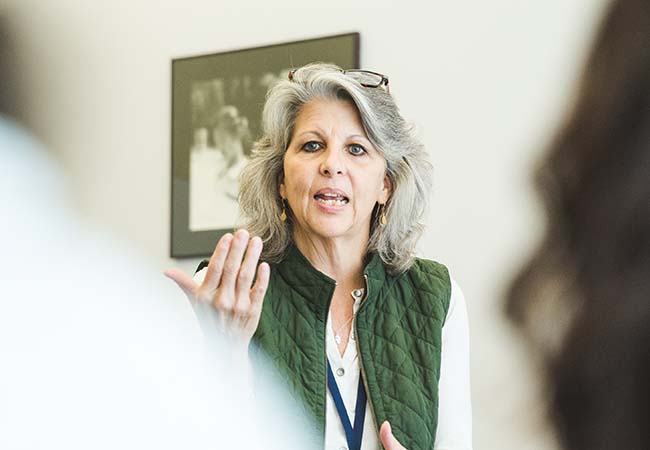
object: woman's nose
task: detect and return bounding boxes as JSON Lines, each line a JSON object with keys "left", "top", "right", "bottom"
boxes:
{"left": 319, "top": 148, "right": 345, "bottom": 176}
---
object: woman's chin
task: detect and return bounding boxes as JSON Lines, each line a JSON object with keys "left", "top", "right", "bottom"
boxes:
{"left": 299, "top": 219, "right": 368, "bottom": 243}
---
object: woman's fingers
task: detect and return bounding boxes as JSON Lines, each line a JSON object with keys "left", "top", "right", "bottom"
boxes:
{"left": 164, "top": 268, "right": 197, "bottom": 298}
{"left": 202, "top": 233, "right": 234, "bottom": 293}
{"left": 167, "top": 229, "right": 268, "bottom": 342}
{"left": 235, "top": 236, "right": 263, "bottom": 301}
{"left": 379, "top": 421, "right": 407, "bottom": 450}
{"left": 219, "top": 230, "right": 249, "bottom": 290}
{"left": 250, "top": 262, "right": 270, "bottom": 310}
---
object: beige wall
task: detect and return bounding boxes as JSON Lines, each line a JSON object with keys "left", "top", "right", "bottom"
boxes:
{"left": 6, "top": 0, "right": 611, "bottom": 448}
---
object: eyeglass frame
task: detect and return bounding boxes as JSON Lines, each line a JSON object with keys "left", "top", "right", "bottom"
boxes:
{"left": 288, "top": 68, "right": 390, "bottom": 93}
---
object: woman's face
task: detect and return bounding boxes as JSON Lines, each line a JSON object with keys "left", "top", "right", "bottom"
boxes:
{"left": 280, "top": 98, "right": 391, "bottom": 245}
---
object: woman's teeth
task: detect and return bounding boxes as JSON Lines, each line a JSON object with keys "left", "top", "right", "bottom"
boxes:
{"left": 318, "top": 198, "right": 346, "bottom": 206}
{"left": 315, "top": 195, "right": 348, "bottom": 206}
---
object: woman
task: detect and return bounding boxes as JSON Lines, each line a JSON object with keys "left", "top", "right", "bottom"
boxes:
{"left": 506, "top": 0, "right": 650, "bottom": 449}
{"left": 167, "top": 63, "right": 472, "bottom": 450}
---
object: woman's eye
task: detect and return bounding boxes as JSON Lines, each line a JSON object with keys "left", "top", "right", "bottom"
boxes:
{"left": 348, "top": 144, "right": 366, "bottom": 156}
{"left": 302, "top": 141, "right": 322, "bottom": 152}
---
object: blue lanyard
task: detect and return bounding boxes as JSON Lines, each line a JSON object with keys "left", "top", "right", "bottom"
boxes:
{"left": 327, "top": 360, "right": 367, "bottom": 450}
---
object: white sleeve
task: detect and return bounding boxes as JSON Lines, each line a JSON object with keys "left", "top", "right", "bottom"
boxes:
{"left": 434, "top": 274, "right": 473, "bottom": 450}
{"left": 193, "top": 266, "right": 255, "bottom": 397}
{"left": 191, "top": 267, "right": 221, "bottom": 337}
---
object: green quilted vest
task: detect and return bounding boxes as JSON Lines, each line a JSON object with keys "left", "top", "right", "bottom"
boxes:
{"left": 251, "top": 245, "right": 451, "bottom": 450}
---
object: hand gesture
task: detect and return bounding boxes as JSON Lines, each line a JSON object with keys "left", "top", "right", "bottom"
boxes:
{"left": 380, "top": 421, "right": 407, "bottom": 450}
{"left": 164, "top": 229, "right": 270, "bottom": 349}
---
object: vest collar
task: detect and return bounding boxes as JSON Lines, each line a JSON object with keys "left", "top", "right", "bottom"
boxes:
{"left": 276, "top": 244, "right": 388, "bottom": 301}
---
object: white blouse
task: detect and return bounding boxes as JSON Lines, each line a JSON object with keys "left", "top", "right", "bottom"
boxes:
{"left": 324, "top": 275, "right": 472, "bottom": 450}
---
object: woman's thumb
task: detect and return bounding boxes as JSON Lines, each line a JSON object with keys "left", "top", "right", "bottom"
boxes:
{"left": 164, "top": 268, "right": 196, "bottom": 297}
{"left": 379, "top": 421, "right": 405, "bottom": 450}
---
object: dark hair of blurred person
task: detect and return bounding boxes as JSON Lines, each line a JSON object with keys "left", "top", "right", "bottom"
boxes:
{"left": 506, "top": 0, "right": 650, "bottom": 449}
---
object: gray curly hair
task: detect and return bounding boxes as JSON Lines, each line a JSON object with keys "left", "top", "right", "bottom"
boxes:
{"left": 238, "top": 63, "right": 432, "bottom": 274}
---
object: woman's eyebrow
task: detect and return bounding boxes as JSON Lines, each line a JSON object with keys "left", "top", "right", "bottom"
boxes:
{"left": 293, "top": 129, "right": 325, "bottom": 140}
{"left": 292, "top": 130, "right": 372, "bottom": 145}
{"left": 347, "top": 134, "right": 371, "bottom": 142}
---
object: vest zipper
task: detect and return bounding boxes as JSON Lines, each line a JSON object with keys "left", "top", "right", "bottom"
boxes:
{"left": 355, "top": 274, "right": 380, "bottom": 437}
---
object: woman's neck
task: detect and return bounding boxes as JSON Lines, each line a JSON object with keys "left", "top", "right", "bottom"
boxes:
{"left": 293, "top": 231, "right": 367, "bottom": 289}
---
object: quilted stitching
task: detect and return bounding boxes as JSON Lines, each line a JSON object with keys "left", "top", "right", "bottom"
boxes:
{"left": 254, "top": 271, "right": 332, "bottom": 431}
{"left": 250, "top": 248, "right": 451, "bottom": 450}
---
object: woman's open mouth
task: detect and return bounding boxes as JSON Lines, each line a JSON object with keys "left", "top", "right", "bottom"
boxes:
{"left": 314, "top": 193, "right": 349, "bottom": 206}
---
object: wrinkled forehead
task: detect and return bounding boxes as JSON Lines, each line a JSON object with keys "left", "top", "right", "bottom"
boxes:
{"left": 289, "top": 98, "right": 381, "bottom": 154}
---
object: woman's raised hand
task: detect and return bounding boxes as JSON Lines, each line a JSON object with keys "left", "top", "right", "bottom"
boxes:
{"left": 164, "top": 229, "right": 270, "bottom": 349}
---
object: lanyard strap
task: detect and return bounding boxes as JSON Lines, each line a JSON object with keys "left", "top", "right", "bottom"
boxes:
{"left": 327, "top": 360, "right": 367, "bottom": 450}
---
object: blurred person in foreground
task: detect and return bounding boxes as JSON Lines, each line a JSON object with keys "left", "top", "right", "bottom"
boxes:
{"left": 0, "top": 20, "right": 310, "bottom": 450}
{"left": 506, "top": 0, "right": 650, "bottom": 449}
{"left": 166, "top": 63, "right": 472, "bottom": 450}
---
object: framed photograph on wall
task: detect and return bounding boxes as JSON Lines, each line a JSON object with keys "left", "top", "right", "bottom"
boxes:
{"left": 171, "top": 32, "right": 360, "bottom": 258}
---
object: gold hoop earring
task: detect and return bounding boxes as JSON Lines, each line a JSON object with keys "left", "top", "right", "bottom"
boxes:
{"left": 379, "top": 203, "right": 387, "bottom": 226}
{"left": 280, "top": 198, "right": 287, "bottom": 222}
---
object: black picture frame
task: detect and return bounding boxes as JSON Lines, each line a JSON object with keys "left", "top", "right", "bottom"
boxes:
{"left": 170, "top": 32, "right": 360, "bottom": 258}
